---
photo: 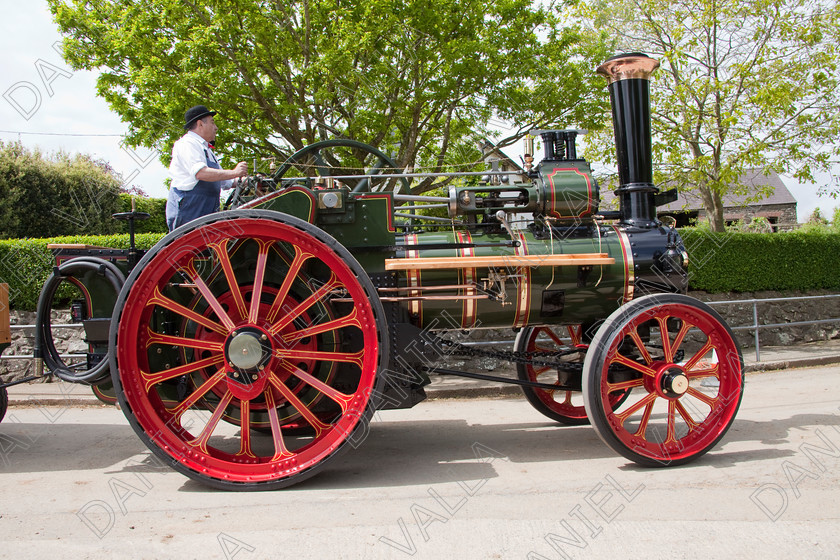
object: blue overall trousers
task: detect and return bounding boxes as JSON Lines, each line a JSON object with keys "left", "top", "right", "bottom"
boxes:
{"left": 166, "top": 148, "right": 224, "bottom": 231}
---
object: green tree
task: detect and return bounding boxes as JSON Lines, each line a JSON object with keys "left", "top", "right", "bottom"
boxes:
{"left": 0, "top": 141, "right": 123, "bottom": 239}
{"left": 808, "top": 207, "right": 829, "bottom": 224}
{"left": 831, "top": 205, "right": 840, "bottom": 232}
{"left": 48, "top": 0, "right": 611, "bottom": 193}
{"left": 579, "top": 0, "right": 840, "bottom": 231}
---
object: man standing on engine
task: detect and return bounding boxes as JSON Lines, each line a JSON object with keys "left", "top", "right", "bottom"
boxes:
{"left": 165, "top": 105, "right": 248, "bottom": 231}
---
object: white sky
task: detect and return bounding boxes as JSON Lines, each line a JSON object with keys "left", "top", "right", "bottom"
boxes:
{"left": 2, "top": 3, "right": 837, "bottom": 221}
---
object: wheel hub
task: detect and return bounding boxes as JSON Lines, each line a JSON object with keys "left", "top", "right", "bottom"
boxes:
{"left": 224, "top": 327, "right": 273, "bottom": 393}
{"left": 658, "top": 365, "right": 689, "bottom": 399}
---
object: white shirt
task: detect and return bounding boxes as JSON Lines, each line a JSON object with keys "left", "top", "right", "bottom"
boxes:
{"left": 168, "top": 130, "right": 233, "bottom": 191}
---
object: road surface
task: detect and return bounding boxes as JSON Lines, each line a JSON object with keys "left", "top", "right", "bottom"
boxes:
{"left": 1, "top": 366, "right": 839, "bottom": 559}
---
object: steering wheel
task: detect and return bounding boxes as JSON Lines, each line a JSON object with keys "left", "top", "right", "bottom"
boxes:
{"left": 273, "top": 139, "right": 409, "bottom": 194}
{"left": 224, "top": 139, "right": 409, "bottom": 209}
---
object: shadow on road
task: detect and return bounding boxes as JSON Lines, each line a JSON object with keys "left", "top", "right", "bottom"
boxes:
{"left": 3, "top": 405, "right": 837, "bottom": 491}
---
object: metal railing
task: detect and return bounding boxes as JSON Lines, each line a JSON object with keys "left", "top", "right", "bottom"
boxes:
{"left": 2, "top": 295, "right": 838, "bottom": 365}
{"left": 705, "top": 294, "right": 840, "bottom": 361}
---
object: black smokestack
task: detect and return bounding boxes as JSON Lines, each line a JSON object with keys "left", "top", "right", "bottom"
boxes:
{"left": 597, "top": 53, "right": 660, "bottom": 228}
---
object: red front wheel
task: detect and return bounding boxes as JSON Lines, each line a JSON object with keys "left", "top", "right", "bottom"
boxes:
{"left": 583, "top": 294, "right": 743, "bottom": 467}
{"left": 109, "top": 210, "right": 386, "bottom": 490}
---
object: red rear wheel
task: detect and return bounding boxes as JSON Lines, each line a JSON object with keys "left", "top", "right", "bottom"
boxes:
{"left": 583, "top": 294, "right": 743, "bottom": 467}
{"left": 110, "top": 210, "right": 386, "bottom": 490}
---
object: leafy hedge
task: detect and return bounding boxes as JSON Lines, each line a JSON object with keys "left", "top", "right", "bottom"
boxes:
{"left": 681, "top": 229, "right": 840, "bottom": 292}
{"left": 0, "top": 233, "right": 164, "bottom": 311}
{"left": 118, "top": 194, "right": 168, "bottom": 234}
{"left": 0, "top": 142, "right": 169, "bottom": 239}
{"left": 0, "top": 141, "right": 123, "bottom": 239}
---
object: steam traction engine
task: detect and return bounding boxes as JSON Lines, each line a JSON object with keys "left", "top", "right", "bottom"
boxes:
{"left": 0, "top": 54, "right": 744, "bottom": 490}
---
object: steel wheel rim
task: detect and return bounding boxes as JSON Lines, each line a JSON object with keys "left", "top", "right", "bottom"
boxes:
{"left": 595, "top": 302, "right": 742, "bottom": 463}
{"left": 114, "top": 217, "right": 379, "bottom": 483}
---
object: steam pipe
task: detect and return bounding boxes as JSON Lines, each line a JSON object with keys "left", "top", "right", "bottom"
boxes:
{"left": 597, "top": 53, "right": 660, "bottom": 228}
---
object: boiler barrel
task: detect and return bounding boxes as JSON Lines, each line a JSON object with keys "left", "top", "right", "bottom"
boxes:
{"left": 391, "top": 227, "right": 633, "bottom": 330}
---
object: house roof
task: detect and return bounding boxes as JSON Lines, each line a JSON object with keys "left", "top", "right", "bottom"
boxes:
{"left": 478, "top": 139, "right": 526, "bottom": 173}
{"left": 654, "top": 169, "right": 797, "bottom": 212}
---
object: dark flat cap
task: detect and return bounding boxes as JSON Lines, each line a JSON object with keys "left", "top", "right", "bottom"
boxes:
{"left": 184, "top": 105, "right": 217, "bottom": 129}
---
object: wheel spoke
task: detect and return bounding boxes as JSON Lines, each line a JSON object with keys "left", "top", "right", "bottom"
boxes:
{"left": 248, "top": 239, "right": 274, "bottom": 323}
{"left": 633, "top": 399, "right": 655, "bottom": 437}
{"left": 684, "top": 339, "right": 715, "bottom": 370}
{"left": 268, "top": 273, "right": 341, "bottom": 336}
{"left": 145, "top": 328, "right": 224, "bottom": 353}
{"left": 237, "top": 399, "right": 256, "bottom": 458}
{"left": 180, "top": 260, "right": 236, "bottom": 331}
{"left": 627, "top": 327, "right": 653, "bottom": 365}
{"left": 532, "top": 365, "right": 552, "bottom": 376}
{"left": 142, "top": 354, "right": 226, "bottom": 392}
{"left": 266, "top": 246, "right": 313, "bottom": 323}
{"left": 147, "top": 285, "right": 228, "bottom": 336}
{"left": 686, "top": 386, "right": 717, "bottom": 407}
{"left": 168, "top": 370, "right": 226, "bottom": 419}
{"left": 208, "top": 238, "right": 248, "bottom": 320}
{"left": 675, "top": 400, "right": 700, "bottom": 431}
{"left": 611, "top": 351, "right": 656, "bottom": 377}
{"left": 606, "top": 378, "right": 644, "bottom": 392}
{"left": 615, "top": 392, "right": 657, "bottom": 424}
{"left": 267, "top": 375, "right": 332, "bottom": 437}
{"left": 264, "top": 388, "right": 293, "bottom": 460}
{"left": 188, "top": 390, "right": 234, "bottom": 453}
{"left": 686, "top": 365, "right": 719, "bottom": 379}
{"left": 567, "top": 325, "right": 582, "bottom": 346}
{"left": 281, "top": 307, "right": 362, "bottom": 344}
{"left": 545, "top": 328, "right": 565, "bottom": 346}
{"left": 665, "top": 401, "right": 677, "bottom": 444}
{"left": 670, "top": 320, "right": 693, "bottom": 359}
{"left": 274, "top": 348, "right": 364, "bottom": 369}
{"left": 277, "top": 361, "right": 354, "bottom": 413}
{"left": 518, "top": 325, "right": 591, "bottom": 425}
{"left": 656, "top": 317, "right": 673, "bottom": 362}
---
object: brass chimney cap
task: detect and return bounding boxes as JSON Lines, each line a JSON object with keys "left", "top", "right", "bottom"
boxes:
{"left": 596, "top": 53, "right": 660, "bottom": 84}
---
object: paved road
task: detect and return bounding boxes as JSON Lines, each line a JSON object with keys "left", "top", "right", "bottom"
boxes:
{"left": 1, "top": 366, "right": 839, "bottom": 560}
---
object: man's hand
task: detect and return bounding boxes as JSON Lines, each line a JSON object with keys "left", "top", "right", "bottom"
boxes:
{"left": 196, "top": 162, "right": 251, "bottom": 183}
{"left": 233, "top": 161, "right": 248, "bottom": 177}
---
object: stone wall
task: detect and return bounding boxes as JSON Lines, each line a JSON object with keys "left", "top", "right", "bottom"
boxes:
{"left": 2, "top": 290, "right": 839, "bottom": 383}
{"left": 690, "top": 289, "right": 840, "bottom": 347}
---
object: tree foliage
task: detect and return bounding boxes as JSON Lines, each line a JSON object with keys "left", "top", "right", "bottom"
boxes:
{"left": 578, "top": 0, "right": 840, "bottom": 231}
{"left": 0, "top": 141, "right": 123, "bottom": 239}
{"left": 48, "top": 0, "right": 612, "bottom": 193}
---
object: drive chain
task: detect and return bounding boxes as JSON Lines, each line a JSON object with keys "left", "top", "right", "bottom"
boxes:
{"left": 435, "top": 337, "right": 585, "bottom": 370}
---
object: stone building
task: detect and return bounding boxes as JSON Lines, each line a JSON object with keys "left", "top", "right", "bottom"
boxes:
{"left": 655, "top": 170, "right": 798, "bottom": 230}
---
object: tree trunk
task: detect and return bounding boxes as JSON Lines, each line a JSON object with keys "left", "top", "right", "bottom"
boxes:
{"left": 698, "top": 184, "right": 727, "bottom": 232}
